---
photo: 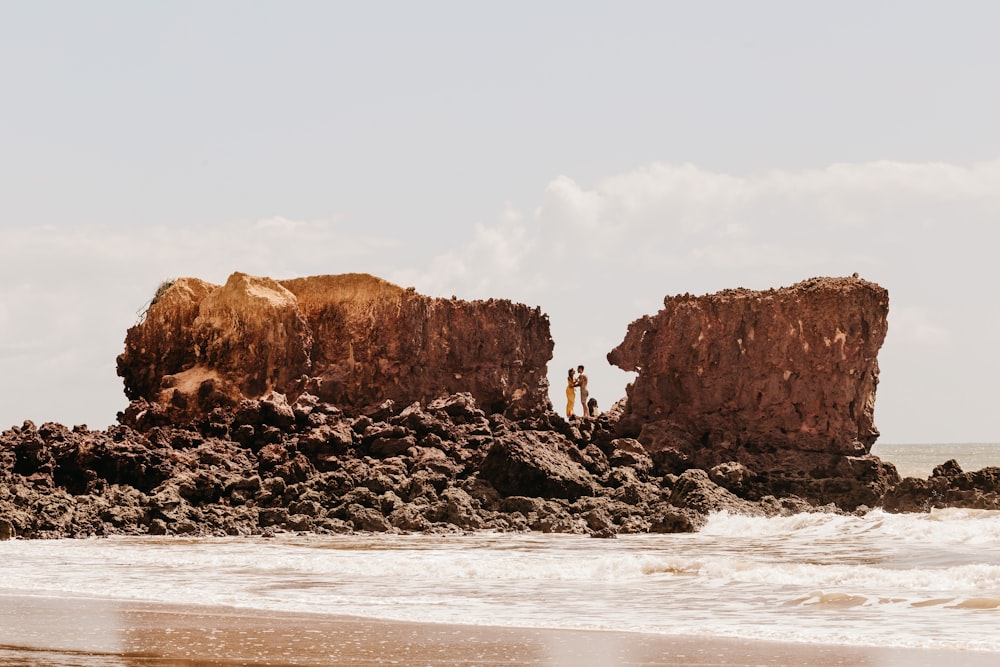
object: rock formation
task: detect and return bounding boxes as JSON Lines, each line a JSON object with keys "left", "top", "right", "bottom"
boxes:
{"left": 608, "top": 276, "right": 898, "bottom": 508}
{"left": 118, "top": 272, "right": 553, "bottom": 421}
{"left": 882, "top": 460, "right": 1000, "bottom": 512}
{"left": 12, "top": 271, "right": 996, "bottom": 541}
{"left": 0, "top": 394, "right": 773, "bottom": 539}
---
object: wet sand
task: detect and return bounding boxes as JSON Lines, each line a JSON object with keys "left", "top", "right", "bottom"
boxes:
{"left": 0, "top": 593, "right": 996, "bottom": 667}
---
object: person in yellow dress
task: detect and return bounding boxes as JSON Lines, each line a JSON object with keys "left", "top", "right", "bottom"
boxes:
{"left": 565, "top": 368, "right": 577, "bottom": 418}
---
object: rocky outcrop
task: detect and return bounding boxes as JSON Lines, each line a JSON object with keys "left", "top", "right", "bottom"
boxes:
{"left": 608, "top": 276, "right": 897, "bottom": 508}
{"left": 12, "top": 272, "right": 991, "bottom": 541}
{"left": 118, "top": 273, "right": 553, "bottom": 421}
{"left": 1, "top": 394, "right": 797, "bottom": 539}
{"left": 882, "top": 460, "right": 1000, "bottom": 512}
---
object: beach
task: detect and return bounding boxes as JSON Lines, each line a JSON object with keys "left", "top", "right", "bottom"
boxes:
{"left": 3, "top": 479, "right": 1000, "bottom": 667}
{"left": 4, "top": 1, "right": 999, "bottom": 663}
{"left": 2, "top": 593, "right": 998, "bottom": 667}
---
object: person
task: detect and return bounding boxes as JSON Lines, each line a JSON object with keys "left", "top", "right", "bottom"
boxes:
{"left": 577, "top": 365, "right": 589, "bottom": 418}
{"left": 587, "top": 397, "right": 598, "bottom": 418}
{"left": 565, "top": 368, "right": 577, "bottom": 418}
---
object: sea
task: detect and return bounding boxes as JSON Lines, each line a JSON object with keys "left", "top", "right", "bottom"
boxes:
{"left": 1, "top": 442, "right": 999, "bottom": 663}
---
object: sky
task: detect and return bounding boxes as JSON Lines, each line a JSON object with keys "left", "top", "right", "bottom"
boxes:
{"left": 1, "top": 1, "right": 998, "bottom": 444}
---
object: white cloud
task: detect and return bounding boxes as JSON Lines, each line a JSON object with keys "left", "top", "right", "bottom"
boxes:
{"left": 433, "top": 157, "right": 1000, "bottom": 290}
{"left": 888, "top": 307, "right": 951, "bottom": 346}
{"left": 409, "top": 158, "right": 1000, "bottom": 441}
{"left": 254, "top": 216, "right": 313, "bottom": 231}
{"left": 411, "top": 203, "right": 535, "bottom": 300}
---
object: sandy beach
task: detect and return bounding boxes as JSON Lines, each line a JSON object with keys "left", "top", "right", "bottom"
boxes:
{"left": 0, "top": 593, "right": 995, "bottom": 667}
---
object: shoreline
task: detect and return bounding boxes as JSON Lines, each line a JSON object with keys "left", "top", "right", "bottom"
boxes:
{"left": 1, "top": 593, "right": 998, "bottom": 667}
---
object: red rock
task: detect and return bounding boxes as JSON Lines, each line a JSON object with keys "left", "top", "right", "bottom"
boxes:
{"left": 118, "top": 272, "right": 553, "bottom": 421}
{"left": 608, "top": 276, "right": 896, "bottom": 506}
{"left": 479, "top": 431, "right": 598, "bottom": 500}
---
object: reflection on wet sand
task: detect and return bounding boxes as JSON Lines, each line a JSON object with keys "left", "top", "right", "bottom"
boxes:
{"left": 2, "top": 594, "right": 999, "bottom": 667}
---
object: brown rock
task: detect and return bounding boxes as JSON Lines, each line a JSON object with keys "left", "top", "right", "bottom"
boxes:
{"left": 668, "top": 468, "right": 761, "bottom": 516}
{"left": 607, "top": 438, "right": 653, "bottom": 476}
{"left": 118, "top": 278, "right": 217, "bottom": 403}
{"left": 0, "top": 519, "right": 14, "bottom": 540}
{"left": 608, "top": 276, "right": 896, "bottom": 505}
{"left": 480, "top": 431, "right": 598, "bottom": 500}
{"left": 118, "top": 272, "right": 553, "bottom": 421}
{"left": 347, "top": 504, "right": 391, "bottom": 532}
{"left": 883, "top": 465, "right": 1000, "bottom": 512}
{"left": 708, "top": 461, "right": 756, "bottom": 494}
{"left": 648, "top": 508, "right": 705, "bottom": 533}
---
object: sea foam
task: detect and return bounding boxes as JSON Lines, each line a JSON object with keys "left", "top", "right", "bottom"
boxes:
{"left": 2, "top": 509, "right": 1000, "bottom": 651}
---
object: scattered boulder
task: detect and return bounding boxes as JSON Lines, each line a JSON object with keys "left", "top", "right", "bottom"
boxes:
{"left": 708, "top": 461, "right": 756, "bottom": 495}
{"left": 649, "top": 508, "right": 705, "bottom": 533}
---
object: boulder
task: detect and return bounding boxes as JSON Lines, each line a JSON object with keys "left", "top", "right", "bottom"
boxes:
{"left": 882, "top": 465, "right": 1000, "bottom": 512}
{"left": 669, "top": 468, "right": 761, "bottom": 516}
{"left": 0, "top": 519, "right": 15, "bottom": 540}
{"left": 648, "top": 508, "right": 705, "bottom": 533}
{"left": 479, "top": 431, "right": 598, "bottom": 500}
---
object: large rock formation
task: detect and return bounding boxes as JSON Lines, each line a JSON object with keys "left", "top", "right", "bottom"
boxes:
{"left": 118, "top": 273, "right": 553, "bottom": 421}
{"left": 608, "top": 276, "right": 898, "bottom": 507}
{"left": 9, "top": 272, "right": 999, "bottom": 540}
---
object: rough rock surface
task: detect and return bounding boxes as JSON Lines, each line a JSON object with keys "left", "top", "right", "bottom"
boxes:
{"left": 118, "top": 273, "right": 553, "bottom": 421}
{"left": 882, "top": 460, "right": 1000, "bottom": 512}
{"left": 608, "top": 276, "right": 897, "bottom": 508}
{"left": 480, "top": 431, "right": 598, "bottom": 500}
{"left": 8, "top": 273, "right": 992, "bottom": 541}
{"left": 1, "top": 394, "right": 795, "bottom": 539}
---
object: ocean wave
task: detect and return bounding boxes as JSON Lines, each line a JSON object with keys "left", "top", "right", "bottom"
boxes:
{"left": 701, "top": 507, "right": 1000, "bottom": 546}
{"left": 4, "top": 527, "right": 1000, "bottom": 652}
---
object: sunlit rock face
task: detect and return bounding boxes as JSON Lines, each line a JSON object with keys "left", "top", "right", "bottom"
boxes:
{"left": 118, "top": 272, "right": 553, "bottom": 421}
{"left": 608, "top": 276, "right": 897, "bottom": 508}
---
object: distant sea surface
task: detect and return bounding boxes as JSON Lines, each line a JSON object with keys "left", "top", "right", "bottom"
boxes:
{"left": 2, "top": 443, "right": 1000, "bottom": 661}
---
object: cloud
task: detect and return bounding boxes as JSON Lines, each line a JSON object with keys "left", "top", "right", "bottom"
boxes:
{"left": 416, "top": 157, "right": 1000, "bottom": 298}
{"left": 253, "top": 216, "right": 318, "bottom": 231}
{"left": 887, "top": 307, "right": 951, "bottom": 346}
{"left": 411, "top": 202, "right": 535, "bottom": 300}
{"left": 407, "top": 158, "right": 1000, "bottom": 440}
{"left": 1, "top": 218, "right": 399, "bottom": 286}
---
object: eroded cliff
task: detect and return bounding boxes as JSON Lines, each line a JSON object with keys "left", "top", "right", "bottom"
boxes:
{"left": 608, "top": 276, "right": 897, "bottom": 507}
{"left": 118, "top": 273, "right": 553, "bottom": 420}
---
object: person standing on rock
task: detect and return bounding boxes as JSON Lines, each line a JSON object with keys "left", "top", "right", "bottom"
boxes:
{"left": 577, "top": 365, "right": 589, "bottom": 418}
{"left": 566, "top": 368, "right": 578, "bottom": 418}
